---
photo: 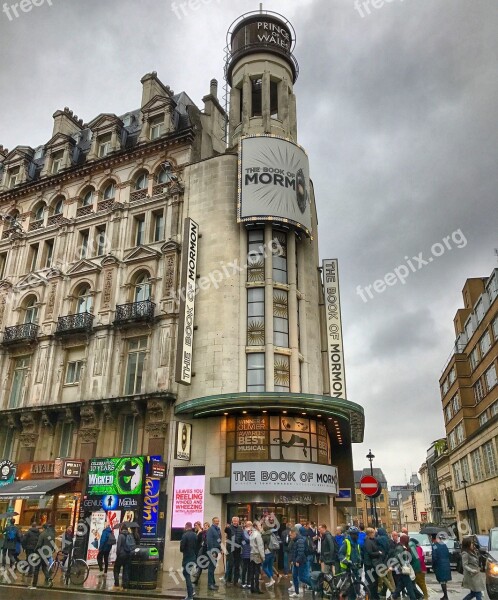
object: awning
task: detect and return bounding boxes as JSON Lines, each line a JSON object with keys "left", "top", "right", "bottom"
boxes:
{"left": 0, "top": 479, "right": 73, "bottom": 500}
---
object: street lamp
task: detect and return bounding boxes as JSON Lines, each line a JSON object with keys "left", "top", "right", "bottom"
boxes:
{"left": 366, "top": 449, "right": 379, "bottom": 527}
{"left": 461, "top": 478, "right": 472, "bottom": 533}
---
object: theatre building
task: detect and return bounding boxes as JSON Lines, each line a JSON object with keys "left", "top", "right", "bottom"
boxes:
{"left": 0, "top": 7, "right": 363, "bottom": 568}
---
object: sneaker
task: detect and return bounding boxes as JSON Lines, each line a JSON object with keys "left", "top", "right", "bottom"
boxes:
{"left": 219, "top": 577, "right": 226, "bottom": 583}
{"left": 289, "top": 586, "right": 295, "bottom": 592}
{"left": 266, "top": 580, "right": 275, "bottom": 588}
{"left": 28, "top": 587, "right": 37, "bottom": 590}
{"left": 290, "top": 594, "right": 300, "bottom": 598}
{"left": 112, "top": 585, "right": 121, "bottom": 591}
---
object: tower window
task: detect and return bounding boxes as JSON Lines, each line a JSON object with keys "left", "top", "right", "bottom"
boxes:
{"left": 251, "top": 79, "right": 263, "bottom": 117}
{"left": 247, "top": 353, "right": 265, "bottom": 392}
{"left": 270, "top": 81, "right": 279, "bottom": 118}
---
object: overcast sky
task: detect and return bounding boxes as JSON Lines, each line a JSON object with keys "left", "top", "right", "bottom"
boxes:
{"left": 1, "top": 0, "right": 497, "bottom": 486}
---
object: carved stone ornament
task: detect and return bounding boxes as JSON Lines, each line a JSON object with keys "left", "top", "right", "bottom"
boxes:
{"left": 20, "top": 413, "right": 37, "bottom": 433}
{"left": 102, "top": 403, "right": 115, "bottom": 423}
{"left": 7, "top": 413, "right": 19, "bottom": 429}
{"left": 41, "top": 410, "right": 54, "bottom": 429}
{"left": 145, "top": 399, "right": 168, "bottom": 439}
{"left": 145, "top": 422, "right": 167, "bottom": 439}
{"left": 79, "top": 429, "right": 99, "bottom": 444}
{"left": 19, "top": 433, "right": 38, "bottom": 448}
{"left": 80, "top": 405, "right": 98, "bottom": 429}
{"left": 62, "top": 407, "right": 76, "bottom": 424}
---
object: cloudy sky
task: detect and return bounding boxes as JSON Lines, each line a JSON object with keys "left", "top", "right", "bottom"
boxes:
{"left": 1, "top": 0, "right": 497, "bottom": 485}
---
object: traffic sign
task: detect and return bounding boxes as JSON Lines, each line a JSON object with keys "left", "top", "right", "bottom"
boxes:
{"left": 360, "top": 475, "right": 381, "bottom": 498}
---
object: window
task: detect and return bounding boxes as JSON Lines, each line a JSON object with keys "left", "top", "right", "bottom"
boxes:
{"left": 452, "top": 393, "right": 461, "bottom": 414}
{"left": 135, "top": 172, "right": 148, "bottom": 190}
{"left": 491, "top": 401, "right": 498, "bottom": 417}
{"left": 475, "top": 299, "right": 485, "bottom": 322}
{"left": 157, "top": 165, "right": 173, "bottom": 184}
{"left": 8, "top": 356, "right": 30, "bottom": 409}
{"left": 444, "top": 405, "right": 452, "bottom": 423}
{"left": 1, "top": 428, "right": 14, "bottom": 460}
{"left": 65, "top": 361, "right": 82, "bottom": 384}
{"left": 24, "top": 297, "right": 38, "bottom": 324}
{"left": 448, "top": 430, "right": 456, "bottom": 450}
{"left": 0, "top": 252, "right": 7, "bottom": 279}
{"left": 493, "top": 317, "right": 498, "bottom": 340}
{"left": 446, "top": 489, "right": 455, "bottom": 510}
{"left": 53, "top": 198, "right": 64, "bottom": 215}
{"left": 270, "top": 80, "right": 279, "bottom": 118}
{"left": 488, "top": 275, "right": 498, "bottom": 304}
{"left": 51, "top": 151, "right": 64, "bottom": 174}
{"left": 485, "top": 364, "right": 497, "bottom": 391}
{"left": 44, "top": 240, "right": 54, "bottom": 268}
{"left": 247, "top": 229, "right": 265, "bottom": 282}
{"left": 153, "top": 211, "right": 164, "bottom": 242}
{"left": 482, "top": 440, "right": 497, "bottom": 477}
{"left": 273, "top": 290, "right": 289, "bottom": 347}
{"left": 247, "top": 287, "right": 265, "bottom": 346}
{"left": 272, "top": 231, "right": 287, "bottom": 284}
{"left": 76, "top": 286, "right": 92, "bottom": 314}
{"left": 474, "top": 378, "right": 485, "bottom": 403}
{"left": 480, "top": 331, "right": 491, "bottom": 357}
{"left": 34, "top": 204, "right": 45, "bottom": 222}
{"left": 470, "top": 346, "right": 479, "bottom": 370}
{"left": 452, "top": 462, "right": 462, "bottom": 489}
{"left": 125, "top": 337, "right": 147, "bottom": 395}
{"left": 465, "top": 319, "right": 474, "bottom": 341}
{"left": 442, "top": 379, "right": 449, "bottom": 394}
{"left": 150, "top": 117, "right": 163, "bottom": 140}
{"left": 247, "top": 353, "right": 265, "bottom": 392}
{"left": 98, "top": 133, "right": 112, "bottom": 158}
{"left": 448, "top": 367, "right": 456, "bottom": 385}
{"left": 122, "top": 415, "right": 139, "bottom": 454}
{"left": 96, "top": 226, "right": 106, "bottom": 256}
{"left": 134, "top": 274, "right": 151, "bottom": 302}
{"left": 461, "top": 456, "right": 471, "bottom": 483}
{"left": 79, "top": 230, "right": 89, "bottom": 259}
{"left": 103, "top": 182, "right": 115, "bottom": 201}
{"left": 479, "top": 411, "right": 489, "bottom": 427}
{"left": 8, "top": 167, "right": 20, "bottom": 188}
{"left": 251, "top": 78, "right": 263, "bottom": 117}
{"left": 274, "top": 354, "right": 290, "bottom": 392}
{"left": 28, "top": 244, "right": 39, "bottom": 272}
{"left": 82, "top": 189, "right": 94, "bottom": 207}
{"left": 455, "top": 422, "right": 465, "bottom": 445}
{"left": 135, "top": 216, "right": 146, "bottom": 246}
{"left": 59, "top": 422, "right": 73, "bottom": 458}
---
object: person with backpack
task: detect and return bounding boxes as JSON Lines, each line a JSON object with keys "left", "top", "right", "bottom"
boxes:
{"left": 289, "top": 525, "right": 311, "bottom": 598}
{"left": 338, "top": 526, "right": 363, "bottom": 600}
{"left": 261, "top": 524, "right": 277, "bottom": 587}
{"left": 2, "top": 518, "right": 21, "bottom": 567}
{"left": 249, "top": 520, "right": 265, "bottom": 594}
{"left": 409, "top": 537, "right": 428, "bottom": 600}
{"left": 281, "top": 521, "right": 292, "bottom": 575}
{"left": 113, "top": 523, "right": 134, "bottom": 590}
{"left": 22, "top": 521, "right": 40, "bottom": 576}
{"left": 98, "top": 524, "right": 115, "bottom": 575}
{"left": 460, "top": 536, "right": 484, "bottom": 600}
{"left": 30, "top": 523, "right": 56, "bottom": 590}
{"left": 375, "top": 527, "right": 396, "bottom": 596}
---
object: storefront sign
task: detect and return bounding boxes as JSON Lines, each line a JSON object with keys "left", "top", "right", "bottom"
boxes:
{"left": 236, "top": 416, "right": 268, "bottom": 460}
{"left": 231, "top": 16, "right": 292, "bottom": 54}
{"left": 411, "top": 491, "right": 417, "bottom": 521}
{"left": 323, "top": 259, "right": 346, "bottom": 399}
{"left": 85, "top": 457, "right": 144, "bottom": 512}
{"left": 175, "top": 218, "right": 199, "bottom": 385}
{"left": 335, "top": 488, "right": 352, "bottom": 502}
{"left": 238, "top": 136, "right": 312, "bottom": 237}
{"left": 231, "top": 462, "right": 339, "bottom": 494}
{"left": 150, "top": 462, "right": 166, "bottom": 479}
{"left": 0, "top": 460, "right": 15, "bottom": 488}
{"left": 175, "top": 422, "right": 192, "bottom": 461}
{"left": 63, "top": 460, "right": 83, "bottom": 479}
{"left": 273, "top": 494, "right": 313, "bottom": 504}
{"left": 172, "top": 475, "right": 205, "bottom": 528}
{"left": 30, "top": 462, "right": 55, "bottom": 476}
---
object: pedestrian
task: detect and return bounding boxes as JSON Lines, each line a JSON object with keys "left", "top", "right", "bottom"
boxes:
{"left": 22, "top": 521, "right": 40, "bottom": 577}
{"left": 461, "top": 536, "right": 484, "bottom": 600}
{"left": 431, "top": 534, "right": 452, "bottom": 600}
{"left": 61, "top": 526, "right": 74, "bottom": 569}
{"left": 2, "top": 518, "right": 21, "bottom": 567}
{"left": 206, "top": 517, "right": 221, "bottom": 590}
{"left": 363, "top": 527, "right": 383, "bottom": 600}
{"left": 338, "top": 527, "right": 363, "bottom": 600}
{"left": 375, "top": 527, "right": 396, "bottom": 596}
{"left": 289, "top": 525, "right": 311, "bottom": 597}
{"left": 249, "top": 521, "right": 265, "bottom": 594}
{"left": 113, "top": 523, "right": 133, "bottom": 591}
{"left": 318, "top": 523, "right": 336, "bottom": 574}
{"left": 390, "top": 535, "right": 419, "bottom": 600}
{"left": 192, "top": 521, "right": 206, "bottom": 585}
{"left": 261, "top": 524, "right": 277, "bottom": 587}
{"left": 335, "top": 526, "right": 345, "bottom": 550}
{"left": 97, "top": 524, "right": 114, "bottom": 575}
{"left": 409, "top": 537, "right": 429, "bottom": 600}
{"left": 225, "top": 516, "right": 243, "bottom": 585}
{"left": 241, "top": 520, "right": 252, "bottom": 588}
{"left": 281, "top": 520, "right": 292, "bottom": 575}
{"left": 30, "top": 522, "right": 56, "bottom": 590}
{"left": 180, "top": 522, "right": 198, "bottom": 600}
{"left": 358, "top": 523, "right": 367, "bottom": 548}
{"left": 391, "top": 531, "right": 399, "bottom": 544}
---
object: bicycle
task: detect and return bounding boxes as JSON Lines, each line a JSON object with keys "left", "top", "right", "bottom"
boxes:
{"left": 47, "top": 550, "right": 90, "bottom": 586}
{"left": 311, "top": 564, "right": 370, "bottom": 600}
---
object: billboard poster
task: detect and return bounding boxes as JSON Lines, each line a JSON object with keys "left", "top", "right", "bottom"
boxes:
{"left": 86, "top": 510, "right": 121, "bottom": 566}
{"left": 238, "top": 135, "right": 312, "bottom": 237}
{"left": 141, "top": 456, "right": 162, "bottom": 540}
{"left": 84, "top": 456, "right": 145, "bottom": 513}
{"left": 172, "top": 475, "right": 205, "bottom": 529}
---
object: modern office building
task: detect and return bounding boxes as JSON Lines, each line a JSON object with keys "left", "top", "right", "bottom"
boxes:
{"left": 0, "top": 9, "right": 365, "bottom": 568}
{"left": 439, "top": 268, "right": 498, "bottom": 533}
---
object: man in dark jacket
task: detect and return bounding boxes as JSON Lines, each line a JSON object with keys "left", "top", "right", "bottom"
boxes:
{"left": 363, "top": 527, "right": 383, "bottom": 600}
{"left": 22, "top": 522, "right": 40, "bottom": 575}
{"left": 206, "top": 517, "right": 221, "bottom": 590}
{"left": 2, "top": 518, "right": 21, "bottom": 567}
{"left": 30, "top": 523, "right": 56, "bottom": 589}
{"left": 181, "top": 522, "right": 198, "bottom": 600}
{"left": 97, "top": 525, "right": 113, "bottom": 574}
{"left": 113, "top": 524, "right": 132, "bottom": 590}
{"left": 281, "top": 521, "right": 292, "bottom": 575}
{"left": 318, "top": 524, "right": 336, "bottom": 574}
{"left": 225, "top": 516, "right": 243, "bottom": 585}
{"left": 289, "top": 526, "right": 311, "bottom": 597}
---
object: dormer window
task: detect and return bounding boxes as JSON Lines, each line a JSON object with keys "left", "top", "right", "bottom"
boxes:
{"left": 8, "top": 167, "right": 20, "bottom": 189}
{"left": 51, "top": 150, "right": 64, "bottom": 174}
{"left": 98, "top": 134, "right": 112, "bottom": 158}
{"left": 150, "top": 116, "right": 163, "bottom": 140}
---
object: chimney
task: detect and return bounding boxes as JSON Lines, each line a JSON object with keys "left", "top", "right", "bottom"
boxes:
{"left": 0, "top": 145, "right": 8, "bottom": 162}
{"left": 52, "top": 107, "right": 84, "bottom": 137}
{"left": 210, "top": 79, "right": 218, "bottom": 99}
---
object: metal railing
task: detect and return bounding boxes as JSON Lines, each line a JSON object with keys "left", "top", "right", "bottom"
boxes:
{"left": 56, "top": 312, "right": 94, "bottom": 334}
{"left": 114, "top": 300, "right": 155, "bottom": 324}
{"left": 3, "top": 323, "right": 39, "bottom": 344}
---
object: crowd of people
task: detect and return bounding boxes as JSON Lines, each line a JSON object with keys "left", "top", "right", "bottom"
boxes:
{"left": 180, "top": 517, "right": 484, "bottom": 600}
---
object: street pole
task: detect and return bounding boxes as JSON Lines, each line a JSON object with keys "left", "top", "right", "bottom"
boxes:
{"left": 461, "top": 479, "right": 472, "bottom": 533}
{"left": 366, "top": 449, "right": 379, "bottom": 527}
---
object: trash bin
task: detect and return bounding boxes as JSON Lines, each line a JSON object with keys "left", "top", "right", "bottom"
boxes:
{"left": 128, "top": 546, "right": 160, "bottom": 590}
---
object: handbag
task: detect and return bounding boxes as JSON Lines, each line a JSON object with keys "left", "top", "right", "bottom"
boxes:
{"left": 401, "top": 563, "right": 411, "bottom": 575}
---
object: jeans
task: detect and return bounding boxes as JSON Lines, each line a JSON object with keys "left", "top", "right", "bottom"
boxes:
{"left": 97, "top": 549, "right": 110, "bottom": 573}
{"left": 263, "top": 552, "right": 274, "bottom": 579}
{"left": 1, "top": 547, "right": 16, "bottom": 567}
{"left": 227, "top": 549, "right": 241, "bottom": 583}
{"left": 32, "top": 555, "right": 50, "bottom": 587}
{"left": 241, "top": 557, "right": 250, "bottom": 585}
{"left": 249, "top": 560, "right": 261, "bottom": 591}
{"left": 183, "top": 563, "right": 194, "bottom": 599}
{"left": 114, "top": 554, "right": 131, "bottom": 588}
{"left": 293, "top": 562, "right": 312, "bottom": 593}
{"left": 392, "top": 573, "right": 417, "bottom": 600}
{"left": 207, "top": 551, "right": 218, "bottom": 587}
{"left": 463, "top": 592, "right": 482, "bottom": 600}
{"left": 283, "top": 551, "right": 289, "bottom": 574}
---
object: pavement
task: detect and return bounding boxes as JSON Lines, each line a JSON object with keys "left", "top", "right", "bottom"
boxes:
{"left": 0, "top": 566, "right": 491, "bottom": 600}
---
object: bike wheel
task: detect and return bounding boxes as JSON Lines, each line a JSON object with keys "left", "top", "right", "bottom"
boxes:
{"left": 353, "top": 581, "right": 369, "bottom": 600}
{"left": 47, "top": 561, "right": 59, "bottom": 584}
{"left": 69, "top": 559, "right": 89, "bottom": 586}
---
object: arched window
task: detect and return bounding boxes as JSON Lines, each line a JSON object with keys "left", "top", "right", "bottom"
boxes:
{"left": 134, "top": 273, "right": 151, "bottom": 302}
{"left": 103, "top": 182, "right": 116, "bottom": 201}
{"left": 157, "top": 166, "right": 173, "bottom": 184}
{"left": 34, "top": 204, "right": 46, "bottom": 222}
{"left": 24, "top": 296, "right": 38, "bottom": 324}
{"left": 76, "top": 286, "right": 92, "bottom": 314}
{"left": 81, "top": 189, "right": 94, "bottom": 207}
{"left": 135, "top": 172, "right": 148, "bottom": 191}
{"left": 53, "top": 198, "right": 64, "bottom": 215}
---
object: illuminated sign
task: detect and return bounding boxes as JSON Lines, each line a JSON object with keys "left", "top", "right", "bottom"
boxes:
{"left": 323, "top": 259, "right": 346, "bottom": 399}
{"left": 238, "top": 136, "right": 312, "bottom": 237}
{"left": 0, "top": 460, "right": 15, "bottom": 487}
{"left": 175, "top": 422, "right": 192, "bottom": 461}
{"left": 86, "top": 457, "right": 144, "bottom": 512}
{"left": 172, "top": 475, "right": 205, "bottom": 529}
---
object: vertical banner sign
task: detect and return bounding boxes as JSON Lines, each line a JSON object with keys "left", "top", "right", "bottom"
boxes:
{"left": 322, "top": 259, "right": 346, "bottom": 399}
{"left": 175, "top": 422, "right": 192, "bottom": 461}
{"left": 411, "top": 491, "right": 418, "bottom": 521}
{"left": 175, "top": 218, "right": 199, "bottom": 385}
{"left": 142, "top": 456, "right": 161, "bottom": 540}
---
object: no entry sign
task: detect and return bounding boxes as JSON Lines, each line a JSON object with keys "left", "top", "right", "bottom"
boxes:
{"left": 360, "top": 475, "right": 381, "bottom": 498}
